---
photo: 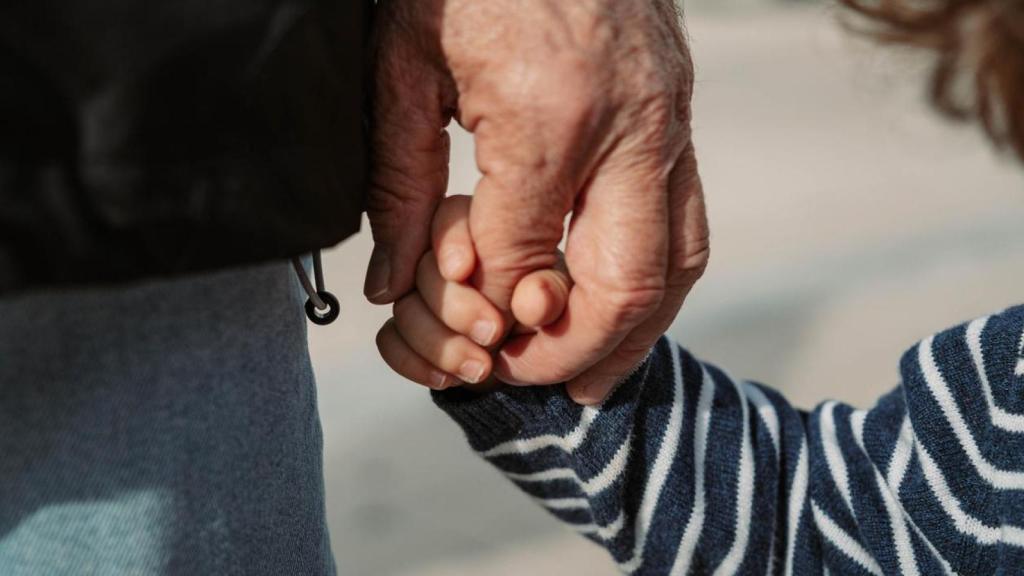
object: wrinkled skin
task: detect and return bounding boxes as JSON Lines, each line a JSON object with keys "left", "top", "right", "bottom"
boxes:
{"left": 365, "top": 0, "right": 709, "bottom": 404}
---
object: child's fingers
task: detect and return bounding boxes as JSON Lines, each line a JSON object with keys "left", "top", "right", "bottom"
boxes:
{"left": 393, "top": 292, "right": 493, "bottom": 384}
{"left": 376, "top": 319, "right": 454, "bottom": 390}
{"left": 511, "top": 253, "right": 573, "bottom": 328}
{"left": 416, "top": 250, "right": 505, "bottom": 347}
{"left": 431, "top": 195, "right": 476, "bottom": 282}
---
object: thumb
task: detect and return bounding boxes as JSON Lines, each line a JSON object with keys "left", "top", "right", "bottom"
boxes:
{"left": 364, "top": 9, "right": 455, "bottom": 304}
{"left": 511, "top": 253, "right": 572, "bottom": 328}
{"left": 468, "top": 174, "right": 567, "bottom": 313}
{"left": 457, "top": 52, "right": 600, "bottom": 312}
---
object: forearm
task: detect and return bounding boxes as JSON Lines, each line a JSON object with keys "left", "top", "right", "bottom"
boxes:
{"left": 434, "top": 308, "right": 1024, "bottom": 574}
{"left": 434, "top": 336, "right": 790, "bottom": 572}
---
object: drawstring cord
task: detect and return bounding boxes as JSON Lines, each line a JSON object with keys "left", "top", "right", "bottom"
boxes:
{"left": 292, "top": 250, "right": 340, "bottom": 325}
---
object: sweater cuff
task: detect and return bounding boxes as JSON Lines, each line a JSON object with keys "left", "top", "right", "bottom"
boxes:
{"left": 431, "top": 343, "right": 658, "bottom": 452}
{"left": 431, "top": 384, "right": 570, "bottom": 452}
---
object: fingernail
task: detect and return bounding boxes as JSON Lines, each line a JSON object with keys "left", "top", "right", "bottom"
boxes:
{"left": 429, "top": 371, "right": 450, "bottom": 390}
{"left": 572, "top": 380, "right": 609, "bottom": 406}
{"left": 493, "top": 350, "right": 527, "bottom": 386}
{"left": 469, "top": 320, "right": 497, "bottom": 346}
{"left": 441, "top": 247, "right": 467, "bottom": 279}
{"left": 569, "top": 385, "right": 596, "bottom": 405}
{"left": 364, "top": 247, "right": 391, "bottom": 302}
{"left": 458, "top": 360, "right": 486, "bottom": 384}
{"left": 575, "top": 389, "right": 601, "bottom": 406}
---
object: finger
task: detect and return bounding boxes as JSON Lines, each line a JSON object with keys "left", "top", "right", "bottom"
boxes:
{"left": 568, "top": 143, "right": 709, "bottom": 404}
{"left": 493, "top": 146, "right": 672, "bottom": 386}
{"left": 393, "top": 292, "right": 493, "bottom": 384}
{"left": 431, "top": 195, "right": 476, "bottom": 282}
{"left": 461, "top": 61, "right": 602, "bottom": 311}
{"left": 376, "top": 319, "right": 454, "bottom": 390}
{"left": 510, "top": 255, "right": 572, "bottom": 328}
{"left": 416, "top": 250, "right": 505, "bottom": 347}
{"left": 364, "top": 13, "right": 456, "bottom": 304}
{"left": 468, "top": 174, "right": 567, "bottom": 312}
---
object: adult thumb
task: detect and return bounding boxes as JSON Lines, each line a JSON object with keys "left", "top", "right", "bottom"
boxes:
{"left": 364, "top": 14, "right": 454, "bottom": 304}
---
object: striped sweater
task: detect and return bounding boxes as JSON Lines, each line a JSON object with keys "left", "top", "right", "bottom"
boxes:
{"left": 433, "top": 305, "right": 1024, "bottom": 575}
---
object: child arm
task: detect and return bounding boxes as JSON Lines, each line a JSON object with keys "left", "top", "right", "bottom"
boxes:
{"left": 436, "top": 306, "right": 1024, "bottom": 574}
{"left": 382, "top": 195, "right": 1022, "bottom": 573}
{"left": 434, "top": 337, "right": 800, "bottom": 573}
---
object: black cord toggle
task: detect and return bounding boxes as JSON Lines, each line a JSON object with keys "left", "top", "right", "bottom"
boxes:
{"left": 292, "top": 251, "right": 340, "bottom": 326}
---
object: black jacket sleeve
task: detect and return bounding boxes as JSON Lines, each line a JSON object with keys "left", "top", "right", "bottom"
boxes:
{"left": 0, "top": 0, "right": 371, "bottom": 294}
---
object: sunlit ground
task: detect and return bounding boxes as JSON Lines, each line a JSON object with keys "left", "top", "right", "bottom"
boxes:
{"left": 310, "top": 4, "right": 1024, "bottom": 574}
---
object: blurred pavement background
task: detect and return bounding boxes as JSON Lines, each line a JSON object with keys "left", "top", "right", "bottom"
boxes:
{"left": 309, "top": 3, "right": 1024, "bottom": 574}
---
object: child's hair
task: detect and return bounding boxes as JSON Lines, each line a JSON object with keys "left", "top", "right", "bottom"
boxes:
{"left": 841, "top": 0, "right": 1024, "bottom": 161}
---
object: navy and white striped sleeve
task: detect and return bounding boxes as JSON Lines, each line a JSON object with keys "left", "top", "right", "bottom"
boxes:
{"left": 433, "top": 304, "right": 1024, "bottom": 575}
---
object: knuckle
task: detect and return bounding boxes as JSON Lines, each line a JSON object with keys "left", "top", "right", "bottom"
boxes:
{"left": 628, "top": 82, "right": 688, "bottom": 147}
{"left": 637, "top": 83, "right": 675, "bottom": 125}
{"left": 365, "top": 182, "right": 439, "bottom": 243}
{"left": 584, "top": 247, "right": 670, "bottom": 331}
{"left": 369, "top": 157, "right": 446, "bottom": 207}
{"left": 673, "top": 200, "right": 711, "bottom": 279}
{"left": 366, "top": 178, "right": 424, "bottom": 218}
{"left": 670, "top": 236, "right": 710, "bottom": 288}
{"left": 608, "top": 337, "right": 656, "bottom": 370}
{"left": 368, "top": 144, "right": 448, "bottom": 223}
{"left": 475, "top": 234, "right": 561, "bottom": 282}
{"left": 597, "top": 284, "right": 665, "bottom": 330}
{"left": 667, "top": 176, "right": 710, "bottom": 291}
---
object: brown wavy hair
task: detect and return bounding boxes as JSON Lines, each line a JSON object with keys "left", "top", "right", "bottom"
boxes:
{"left": 840, "top": 0, "right": 1024, "bottom": 161}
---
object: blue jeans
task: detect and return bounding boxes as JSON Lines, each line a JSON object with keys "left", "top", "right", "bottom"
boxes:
{"left": 0, "top": 263, "right": 335, "bottom": 575}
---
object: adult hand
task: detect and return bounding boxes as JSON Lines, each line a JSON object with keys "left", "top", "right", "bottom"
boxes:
{"left": 365, "top": 0, "right": 709, "bottom": 404}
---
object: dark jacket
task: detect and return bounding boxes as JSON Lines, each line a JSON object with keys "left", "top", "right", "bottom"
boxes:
{"left": 0, "top": 0, "right": 370, "bottom": 294}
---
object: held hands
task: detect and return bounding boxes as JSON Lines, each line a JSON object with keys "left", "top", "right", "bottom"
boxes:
{"left": 366, "top": 0, "right": 708, "bottom": 403}
{"left": 376, "top": 195, "right": 573, "bottom": 393}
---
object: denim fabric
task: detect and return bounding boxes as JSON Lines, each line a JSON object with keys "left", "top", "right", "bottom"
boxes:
{"left": 0, "top": 262, "right": 335, "bottom": 575}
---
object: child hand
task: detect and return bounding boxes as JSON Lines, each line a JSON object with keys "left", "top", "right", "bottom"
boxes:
{"left": 376, "top": 195, "right": 572, "bottom": 390}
